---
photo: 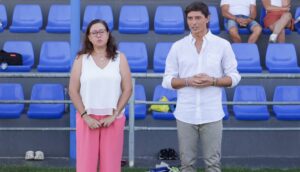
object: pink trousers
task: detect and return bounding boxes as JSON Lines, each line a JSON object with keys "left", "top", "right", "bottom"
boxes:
{"left": 76, "top": 113, "right": 125, "bottom": 172}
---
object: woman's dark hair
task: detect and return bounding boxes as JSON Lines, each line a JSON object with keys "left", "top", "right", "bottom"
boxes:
{"left": 185, "top": 1, "right": 210, "bottom": 28}
{"left": 77, "top": 19, "right": 117, "bottom": 60}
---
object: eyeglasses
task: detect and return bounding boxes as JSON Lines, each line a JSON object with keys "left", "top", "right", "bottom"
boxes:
{"left": 90, "top": 29, "right": 107, "bottom": 37}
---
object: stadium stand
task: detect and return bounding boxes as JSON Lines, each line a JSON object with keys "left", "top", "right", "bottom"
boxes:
{"left": 154, "top": 6, "right": 184, "bottom": 34}
{"left": 82, "top": 5, "right": 114, "bottom": 32}
{"left": 0, "top": 4, "right": 7, "bottom": 32}
{"left": 232, "top": 43, "right": 262, "bottom": 73}
{"left": 153, "top": 42, "right": 173, "bottom": 73}
{"left": 118, "top": 42, "right": 148, "bottom": 72}
{"left": 125, "top": 84, "right": 147, "bottom": 119}
{"left": 118, "top": 5, "right": 149, "bottom": 34}
{"left": 265, "top": 43, "right": 300, "bottom": 73}
{"left": 9, "top": 4, "right": 43, "bottom": 33}
{"left": 233, "top": 85, "right": 269, "bottom": 120}
{"left": 46, "top": 4, "right": 71, "bottom": 33}
{"left": 1, "top": 0, "right": 300, "bottom": 169}
{"left": 2, "top": 41, "right": 34, "bottom": 72}
{"left": 37, "top": 41, "right": 71, "bottom": 72}
{"left": 273, "top": 86, "right": 300, "bottom": 120}
{"left": 27, "top": 83, "right": 65, "bottom": 119}
{"left": 0, "top": 83, "right": 24, "bottom": 119}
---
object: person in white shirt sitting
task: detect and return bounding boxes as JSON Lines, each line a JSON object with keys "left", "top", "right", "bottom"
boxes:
{"left": 162, "top": 2, "right": 241, "bottom": 172}
{"left": 221, "top": 0, "right": 262, "bottom": 43}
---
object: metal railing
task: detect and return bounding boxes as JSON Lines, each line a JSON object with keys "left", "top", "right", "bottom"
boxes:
{"left": 1, "top": 72, "right": 300, "bottom": 78}
{"left": 1, "top": 72, "right": 300, "bottom": 166}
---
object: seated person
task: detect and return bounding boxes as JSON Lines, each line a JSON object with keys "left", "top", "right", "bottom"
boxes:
{"left": 221, "top": 0, "right": 262, "bottom": 43}
{"left": 262, "top": 0, "right": 293, "bottom": 43}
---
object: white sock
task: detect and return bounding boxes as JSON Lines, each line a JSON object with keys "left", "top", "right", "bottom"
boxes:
{"left": 269, "top": 33, "right": 278, "bottom": 42}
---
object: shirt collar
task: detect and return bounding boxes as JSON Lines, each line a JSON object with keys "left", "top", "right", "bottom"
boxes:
{"left": 188, "top": 30, "right": 213, "bottom": 44}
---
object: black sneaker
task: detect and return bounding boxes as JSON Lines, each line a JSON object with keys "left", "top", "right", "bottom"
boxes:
{"left": 167, "top": 148, "right": 178, "bottom": 160}
{"left": 158, "top": 148, "right": 169, "bottom": 160}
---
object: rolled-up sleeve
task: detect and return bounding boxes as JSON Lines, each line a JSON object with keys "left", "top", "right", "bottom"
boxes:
{"left": 222, "top": 42, "right": 241, "bottom": 87}
{"left": 162, "top": 44, "right": 179, "bottom": 90}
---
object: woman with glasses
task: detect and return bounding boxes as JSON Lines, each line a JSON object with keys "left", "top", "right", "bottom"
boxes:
{"left": 69, "top": 19, "right": 132, "bottom": 172}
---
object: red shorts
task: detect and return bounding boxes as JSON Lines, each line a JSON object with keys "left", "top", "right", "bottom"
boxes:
{"left": 264, "top": 10, "right": 294, "bottom": 30}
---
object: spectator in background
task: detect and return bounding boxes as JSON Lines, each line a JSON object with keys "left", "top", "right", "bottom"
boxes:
{"left": 262, "top": 0, "right": 293, "bottom": 43}
{"left": 221, "top": 0, "right": 262, "bottom": 43}
{"left": 69, "top": 19, "right": 132, "bottom": 172}
{"left": 162, "top": 1, "right": 241, "bottom": 172}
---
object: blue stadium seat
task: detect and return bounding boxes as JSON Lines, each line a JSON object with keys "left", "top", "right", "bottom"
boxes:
{"left": 224, "top": 18, "right": 250, "bottom": 34}
{"left": 154, "top": 6, "right": 184, "bottom": 34}
{"left": 82, "top": 5, "right": 113, "bottom": 32}
{"left": 233, "top": 85, "right": 269, "bottom": 120}
{"left": 37, "top": 41, "right": 71, "bottom": 72}
{"left": 46, "top": 5, "right": 70, "bottom": 33}
{"left": 27, "top": 84, "right": 65, "bottom": 119}
{"left": 118, "top": 42, "right": 148, "bottom": 72}
{"left": 266, "top": 43, "right": 300, "bottom": 73}
{"left": 273, "top": 86, "right": 300, "bottom": 120}
{"left": 125, "top": 84, "right": 147, "bottom": 119}
{"left": 153, "top": 42, "right": 173, "bottom": 73}
{"left": 119, "top": 5, "right": 149, "bottom": 34}
{"left": 222, "top": 88, "right": 229, "bottom": 120}
{"left": 2, "top": 41, "right": 34, "bottom": 72}
{"left": 295, "top": 7, "right": 300, "bottom": 34}
{"left": 0, "top": 4, "right": 7, "bottom": 32}
{"left": 260, "top": 7, "right": 291, "bottom": 34}
{"left": 152, "top": 85, "right": 177, "bottom": 120}
{"left": 232, "top": 43, "right": 262, "bottom": 73}
{"left": 208, "top": 6, "right": 220, "bottom": 34}
{"left": 0, "top": 83, "right": 24, "bottom": 119}
{"left": 10, "top": 4, "right": 42, "bottom": 33}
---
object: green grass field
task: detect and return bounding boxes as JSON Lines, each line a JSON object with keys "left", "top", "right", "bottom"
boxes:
{"left": 0, "top": 166, "right": 299, "bottom": 172}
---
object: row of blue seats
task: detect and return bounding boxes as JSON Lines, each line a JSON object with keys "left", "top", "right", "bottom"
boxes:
{"left": 1, "top": 41, "right": 300, "bottom": 73}
{"left": 1, "top": 41, "right": 70, "bottom": 72}
{"left": 122, "top": 42, "right": 300, "bottom": 73}
{"left": 127, "top": 84, "right": 300, "bottom": 121}
{"left": 0, "top": 4, "right": 215, "bottom": 34}
{"left": 153, "top": 42, "right": 300, "bottom": 73}
{"left": 0, "top": 83, "right": 65, "bottom": 119}
{"left": 1, "top": 4, "right": 300, "bottom": 34}
{"left": 1, "top": 83, "right": 300, "bottom": 120}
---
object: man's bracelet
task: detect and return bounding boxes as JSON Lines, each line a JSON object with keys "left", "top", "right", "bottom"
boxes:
{"left": 185, "top": 78, "right": 189, "bottom": 87}
{"left": 81, "top": 111, "right": 87, "bottom": 117}
{"left": 212, "top": 77, "right": 217, "bottom": 86}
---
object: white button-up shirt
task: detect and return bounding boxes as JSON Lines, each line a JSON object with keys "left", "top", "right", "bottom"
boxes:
{"left": 162, "top": 31, "right": 241, "bottom": 125}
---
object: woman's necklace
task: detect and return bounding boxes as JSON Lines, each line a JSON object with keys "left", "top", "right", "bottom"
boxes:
{"left": 99, "top": 56, "right": 107, "bottom": 64}
{"left": 93, "top": 51, "right": 108, "bottom": 66}
{"left": 96, "top": 55, "right": 110, "bottom": 68}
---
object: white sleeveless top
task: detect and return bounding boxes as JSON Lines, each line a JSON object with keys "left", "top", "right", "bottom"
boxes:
{"left": 80, "top": 53, "right": 123, "bottom": 116}
{"left": 271, "top": 0, "right": 282, "bottom": 7}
